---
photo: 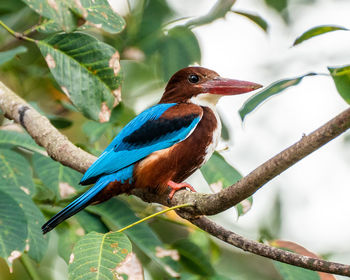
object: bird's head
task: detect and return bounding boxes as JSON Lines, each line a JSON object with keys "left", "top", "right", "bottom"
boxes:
{"left": 160, "top": 66, "right": 262, "bottom": 106}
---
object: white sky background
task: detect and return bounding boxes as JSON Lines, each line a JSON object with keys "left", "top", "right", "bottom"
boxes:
{"left": 112, "top": 0, "right": 350, "bottom": 271}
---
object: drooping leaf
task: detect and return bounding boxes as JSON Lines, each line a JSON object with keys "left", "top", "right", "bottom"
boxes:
{"left": 232, "top": 10, "right": 269, "bottom": 32}
{"left": 32, "top": 153, "right": 82, "bottom": 199}
{"left": 293, "top": 25, "right": 348, "bottom": 46}
{"left": 159, "top": 26, "right": 201, "bottom": 81}
{"left": 21, "top": 0, "right": 78, "bottom": 32}
{"left": 270, "top": 240, "right": 334, "bottom": 280}
{"left": 328, "top": 65, "right": 350, "bottom": 104}
{"left": 37, "top": 32, "right": 122, "bottom": 122}
{"left": 172, "top": 239, "right": 215, "bottom": 276}
{"left": 72, "top": 0, "right": 125, "bottom": 34}
{"left": 200, "top": 151, "right": 251, "bottom": 216}
{"left": 0, "top": 149, "right": 35, "bottom": 194}
{"left": 0, "top": 190, "right": 27, "bottom": 263}
{"left": 239, "top": 73, "right": 317, "bottom": 121}
{"left": 0, "top": 182, "right": 48, "bottom": 262}
{"left": 68, "top": 231, "right": 132, "bottom": 280}
{"left": 88, "top": 198, "right": 180, "bottom": 278}
{"left": 185, "top": 0, "right": 236, "bottom": 28}
{"left": 0, "top": 130, "right": 43, "bottom": 153}
{"left": 0, "top": 46, "right": 27, "bottom": 65}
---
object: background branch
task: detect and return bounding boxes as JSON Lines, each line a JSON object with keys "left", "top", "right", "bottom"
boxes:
{"left": 1, "top": 80, "right": 350, "bottom": 277}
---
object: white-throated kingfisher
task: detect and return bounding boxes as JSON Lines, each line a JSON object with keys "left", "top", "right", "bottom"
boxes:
{"left": 42, "top": 67, "right": 262, "bottom": 234}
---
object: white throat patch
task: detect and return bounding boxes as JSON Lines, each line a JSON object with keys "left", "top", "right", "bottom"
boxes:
{"left": 190, "top": 93, "right": 222, "bottom": 165}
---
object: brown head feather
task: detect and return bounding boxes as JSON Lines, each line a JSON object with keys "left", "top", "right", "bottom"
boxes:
{"left": 160, "top": 67, "right": 220, "bottom": 103}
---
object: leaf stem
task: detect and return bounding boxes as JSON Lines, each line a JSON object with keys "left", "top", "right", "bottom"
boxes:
{"left": 0, "top": 20, "right": 36, "bottom": 43}
{"left": 117, "top": 203, "right": 192, "bottom": 233}
{"left": 20, "top": 253, "right": 42, "bottom": 280}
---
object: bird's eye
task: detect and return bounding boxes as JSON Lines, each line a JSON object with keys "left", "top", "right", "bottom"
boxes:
{"left": 188, "top": 74, "right": 199, "bottom": 83}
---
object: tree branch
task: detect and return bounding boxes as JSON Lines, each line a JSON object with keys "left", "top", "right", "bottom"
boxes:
{"left": 190, "top": 216, "right": 350, "bottom": 277}
{"left": 1, "top": 80, "right": 350, "bottom": 277}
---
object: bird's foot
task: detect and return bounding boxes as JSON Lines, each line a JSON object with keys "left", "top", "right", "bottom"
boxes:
{"left": 167, "top": 180, "right": 196, "bottom": 200}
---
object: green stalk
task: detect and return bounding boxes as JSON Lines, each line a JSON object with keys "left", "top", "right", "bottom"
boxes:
{"left": 20, "top": 253, "right": 41, "bottom": 280}
{"left": 0, "top": 20, "right": 36, "bottom": 43}
{"left": 117, "top": 203, "right": 192, "bottom": 233}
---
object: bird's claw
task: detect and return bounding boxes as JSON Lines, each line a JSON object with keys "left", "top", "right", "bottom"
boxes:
{"left": 167, "top": 180, "right": 196, "bottom": 201}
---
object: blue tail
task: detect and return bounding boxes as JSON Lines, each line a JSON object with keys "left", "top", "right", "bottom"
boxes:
{"left": 41, "top": 178, "right": 109, "bottom": 234}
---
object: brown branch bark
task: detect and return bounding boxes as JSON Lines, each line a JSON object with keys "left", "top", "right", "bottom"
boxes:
{"left": 190, "top": 216, "right": 350, "bottom": 277}
{"left": 1, "top": 80, "right": 350, "bottom": 277}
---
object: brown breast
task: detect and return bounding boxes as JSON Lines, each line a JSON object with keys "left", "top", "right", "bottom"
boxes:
{"left": 133, "top": 104, "right": 218, "bottom": 193}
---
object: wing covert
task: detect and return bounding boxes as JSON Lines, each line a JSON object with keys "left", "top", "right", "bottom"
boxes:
{"left": 80, "top": 103, "right": 202, "bottom": 185}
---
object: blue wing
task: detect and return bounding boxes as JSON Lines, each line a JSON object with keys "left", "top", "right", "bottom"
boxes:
{"left": 80, "top": 103, "right": 202, "bottom": 185}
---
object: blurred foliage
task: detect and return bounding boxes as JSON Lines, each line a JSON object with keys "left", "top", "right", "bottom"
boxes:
{"left": 0, "top": 0, "right": 348, "bottom": 279}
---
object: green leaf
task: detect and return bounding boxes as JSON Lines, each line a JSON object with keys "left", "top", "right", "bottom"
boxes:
{"left": 159, "top": 26, "right": 201, "bottom": 81}
{"left": 32, "top": 153, "right": 82, "bottom": 199}
{"left": 56, "top": 222, "right": 82, "bottom": 263}
{"left": 82, "top": 121, "right": 112, "bottom": 143}
{"left": 264, "top": 0, "right": 288, "bottom": 13}
{"left": 72, "top": 0, "right": 125, "bottom": 34}
{"left": 185, "top": 0, "right": 236, "bottom": 28}
{"left": 0, "top": 130, "right": 43, "bottom": 153}
{"left": 48, "top": 116, "right": 73, "bottom": 129}
{"left": 328, "top": 65, "right": 350, "bottom": 104}
{"left": 172, "top": 239, "right": 215, "bottom": 276}
{"left": 21, "top": 0, "right": 78, "bottom": 32}
{"left": 201, "top": 151, "right": 242, "bottom": 190}
{"left": 0, "top": 149, "right": 35, "bottom": 194}
{"left": 274, "top": 262, "right": 320, "bottom": 280}
{"left": 37, "top": 32, "right": 122, "bottom": 122}
{"left": 76, "top": 211, "right": 108, "bottom": 233}
{"left": 233, "top": 11, "right": 269, "bottom": 32}
{"left": 37, "top": 18, "right": 62, "bottom": 33}
{"left": 0, "top": 46, "right": 27, "bottom": 65}
{"left": 200, "top": 151, "right": 251, "bottom": 216}
{"left": 189, "top": 230, "right": 221, "bottom": 263}
{"left": 88, "top": 198, "right": 180, "bottom": 278}
{"left": 293, "top": 25, "right": 348, "bottom": 46}
{"left": 271, "top": 240, "right": 325, "bottom": 280}
{"left": 0, "top": 182, "right": 48, "bottom": 262}
{"left": 236, "top": 196, "right": 253, "bottom": 216}
{"left": 68, "top": 231, "right": 132, "bottom": 280}
{"left": 239, "top": 73, "right": 316, "bottom": 121}
{"left": 0, "top": 190, "right": 27, "bottom": 262}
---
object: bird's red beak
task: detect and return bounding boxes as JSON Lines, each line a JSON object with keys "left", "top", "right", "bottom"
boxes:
{"left": 200, "top": 77, "right": 262, "bottom": 95}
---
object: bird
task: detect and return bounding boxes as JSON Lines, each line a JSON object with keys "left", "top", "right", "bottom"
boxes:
{"left": 41, "top": 66, "right": 262, "bottom": 234}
